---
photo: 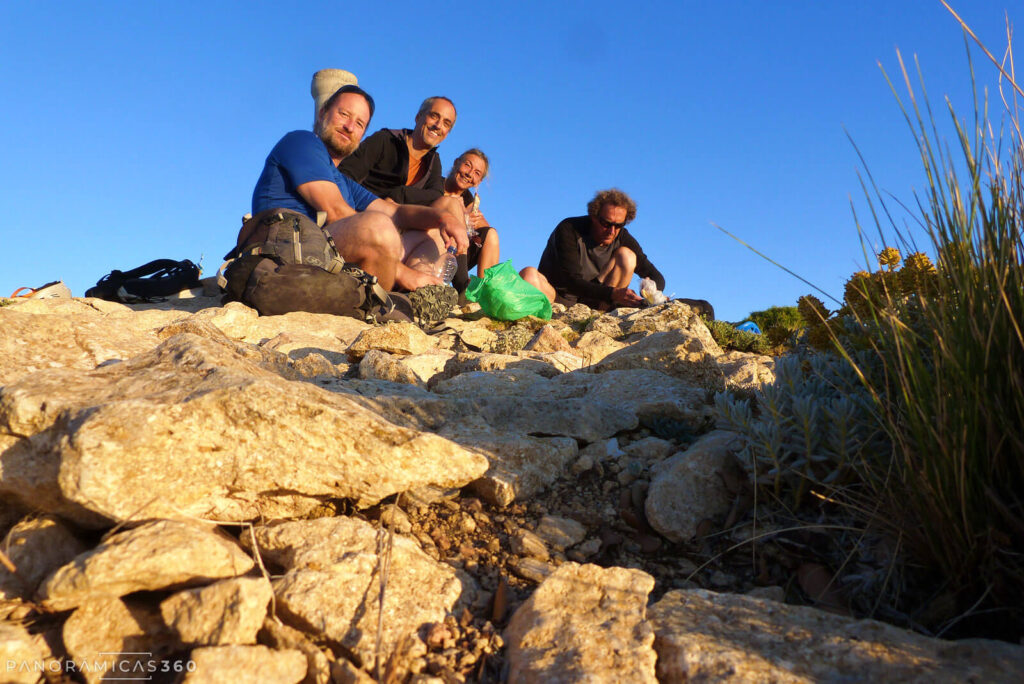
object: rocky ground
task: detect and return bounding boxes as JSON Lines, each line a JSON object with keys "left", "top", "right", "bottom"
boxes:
{"left": 0, "top": 289, "right": 1021, "bottom": 683}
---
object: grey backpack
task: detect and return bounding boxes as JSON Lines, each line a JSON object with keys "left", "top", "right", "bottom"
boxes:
{"left": 220, "top": 209, "right": 395, "bottom": 321}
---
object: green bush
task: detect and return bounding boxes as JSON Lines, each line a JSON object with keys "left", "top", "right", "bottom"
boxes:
{"left": 704, "top": 317, "right": 772, "bottom": 354}
{"left": 747, "top": 305, "right": 803, "bottom": 333}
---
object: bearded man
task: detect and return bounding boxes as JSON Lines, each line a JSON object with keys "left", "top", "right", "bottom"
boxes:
{"left": 247, "top": 85, "right": 465, "bottom": 291}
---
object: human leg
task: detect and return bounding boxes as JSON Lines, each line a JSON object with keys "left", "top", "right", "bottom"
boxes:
{"left": 597, "top": 246, "right": 637, "bottom": 289}
{"left": 325, "top": 210, "right": 402, "bottom": 291}
{"left": 520, "top": 266, "right": 555, "bottom": 304}
{"left": 400, "top": 228, "right": 445, "bottom": 275}
{"left": 477, "top": 227, "right": 500, "bottom": 275}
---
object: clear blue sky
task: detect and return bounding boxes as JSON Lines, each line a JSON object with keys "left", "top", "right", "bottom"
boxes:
{"left": 3, "top": 1, "right": 1022, "bottom": 322}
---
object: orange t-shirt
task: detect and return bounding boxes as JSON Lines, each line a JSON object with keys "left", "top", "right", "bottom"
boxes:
{"left": 407, "top": 154, "right": 426, "bottom": 186}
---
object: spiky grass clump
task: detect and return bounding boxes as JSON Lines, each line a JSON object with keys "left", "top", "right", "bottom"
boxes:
{"left": 840, "top": 45, "right": 1024, "bottom": 638}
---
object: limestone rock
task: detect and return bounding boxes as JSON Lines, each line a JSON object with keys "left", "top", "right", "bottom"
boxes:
{"left": 258, "top": 618, "right": 332, "bottom": 684}
{"left": 346, "top": 322, "right": 436, "bottom": 360}
{"left": 432, "top": 352, "right": 565, "bottom": 383}
{"left": 572, "top": 330, "right": 627, "bottom": 364}
{"left": 442, "top": 318, "right": 500, "bottom": 350}
{"left": 0, "top": 621, "right": 47, "bottom": 684}
{"left": 623, "top": 436, "right": 679, "bottom": 465}
{"left": 650, "top": 589, "right": 1024, "bottom": 683}
{"left": 160, "top": 576, "right": 272, "bottom": 646}
{"left": 517, "top": 349, "right": 585, "bottom": 373}
{"left": 510, "top": 529, "right": 549, "bottom": 561}
{"left": 358, "top": 349, "right": 421, "bottom": 385}
{"left": 510, "top": 557, "right": 555, "bottom": 583}
{"left": 0, "top": 301, "right": 180, "bottom": 385}
{"left": 0, "top": 515, "right": 87, "bottom": 599}
{"left": 442, "top": 424, "right": 577, "bottom": 506}
{"left": 523, "top": 325, "right": 574, "bottom": 354}
{"left": 583, "top": 313, "right": 625, "bottom": 339}
{"left": 645, "top": 431, "right": 744, "bottom": 542}
{"left": 184, "top": 645, "right": 307, "bottom": 684}
{"left": 718, "top": 349, "right": 776, "bottom": 391}
{"left": 547, "top": 369, "right": 713, "bottom": 431}
{"left": 558, "top": 302, "right": 595, "bottom": 324}
{"left": 186, "top": 302, "right": 371, "bottom": 348}
{"left": 534, "top": 516, "right": 587, "bottom": 551}
{"left": 595, "top": 328, "right": 725, "bottom": 390}
{"left": 505, "top": 563, "right": 656, "bottom": 682}
{"left": 260, "top": 330, "right": 352, "bottom": 365}
{"left": 443, "top": 395, "right": 636, "bottom": 443}
{"left": 40, "top": 519, "right": 254, "bottom": 610}
{"left": 249, "top": 517, "right": 463, "bottom": 667}
{"left": 358, "top": 349, "right": 452, "bottom": 386}
{"left": 620, "top": 300, "right": 721, "bottom": 351}
{"left": 430, "top": 368, "right": 551, "bottom": 396}
{"left": 62, "top": 596, "right": 178, "bottom": 684}
{"left": 290, "top": 352, "right": 347, "bottom": 380}
{"left": 0, "top": 334, "right": 488, "bottom": 525}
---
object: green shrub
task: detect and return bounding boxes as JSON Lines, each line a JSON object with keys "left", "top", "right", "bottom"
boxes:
{"left": 747, "top": 305, "right": 803, "bottom": 333}
{"left": 716, "top": 349, "right": 888, "bottom": 509}
{"left": 704, "top": 317, "right": 772, "bottom": 354}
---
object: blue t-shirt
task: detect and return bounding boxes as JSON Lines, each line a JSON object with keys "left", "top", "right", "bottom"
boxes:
{"left": 251, "top": 130, "right": 379, "bottom": 218}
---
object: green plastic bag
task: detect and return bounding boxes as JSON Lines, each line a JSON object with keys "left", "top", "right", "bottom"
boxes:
{"left": 464, "top": 260, "right": 552, "bottom": 321}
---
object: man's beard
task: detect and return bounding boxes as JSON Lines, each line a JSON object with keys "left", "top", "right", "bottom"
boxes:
{"left": 319, "top": 129, "right": 358, "bottom": 159}
{"left": 315, "top": 117, "right": 358, "bottom": 159}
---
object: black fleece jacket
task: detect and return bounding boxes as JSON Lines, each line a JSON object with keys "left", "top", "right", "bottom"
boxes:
{"left": 537, "top": 216, "right": 665, "bottom": 304}
{"left": 337, "top": 128, "right": 444, "bottom": 206}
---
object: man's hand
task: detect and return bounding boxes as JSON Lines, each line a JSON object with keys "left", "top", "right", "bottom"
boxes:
{"left": 395, "top": 263, "right": 443, "bottom": 291}
{"left": 611, "top": 286, "right": 643, "bottom": 308}
{"left": 439, "top": 212, "right": 470, "bottom": 254}
{"left": 467, "top": 209, "right": 489, "bottom": 229}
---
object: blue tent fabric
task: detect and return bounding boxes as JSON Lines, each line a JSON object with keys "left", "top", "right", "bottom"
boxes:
{"left": 736, "top": 321, "right": 762, "bottom": 335}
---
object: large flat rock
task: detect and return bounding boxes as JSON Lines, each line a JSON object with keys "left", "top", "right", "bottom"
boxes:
{"left": 650, "top": 589, "right": 1024, "bottom": 683}
{"left": 39, "top": 519, "right": 254, "bottom": 610}
{"left": 249, "top": 517, "right": 463, "bottom": 669}
{"left": 0, "top": 334, "right": 489, "bottom": 525}
{"left": 505, "top": 562, "right": 657, "bottom": 682}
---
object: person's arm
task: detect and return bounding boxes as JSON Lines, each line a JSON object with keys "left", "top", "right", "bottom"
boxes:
{"left": 295, "top": 180, "right": 357, "bottom": 223}
{"left": 391, "top": 185, "right": 443, "bottom": 205}
{"left": 549, "top": 221, "right": 616, "bottom": 303}
{"left": 366, "top": 199, "right": 469, "bottom": 253}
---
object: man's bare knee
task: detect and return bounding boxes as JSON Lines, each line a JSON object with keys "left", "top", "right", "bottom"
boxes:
{"left": 433, "top": 195, "right": 464, "bottom": 219}
{"left": 329, "top": 211, "right": 401, "bottom": 261}
{"left": 614, "top": 246, "right": 637, "bottom": 269}
{"left": 520, "top": 267, "right": 555, "bottom": 303}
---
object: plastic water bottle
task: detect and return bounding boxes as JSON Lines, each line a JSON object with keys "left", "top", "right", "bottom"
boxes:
{"left": 437, "top": 246, "right": 458, "bottom": 286}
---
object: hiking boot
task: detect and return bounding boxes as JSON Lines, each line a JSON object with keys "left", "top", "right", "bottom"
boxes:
{"left": 379, "top": 292, "right": 413, "bottom": 323}
{"left": 408, "top": 285, "right": 458, "bottom": 328}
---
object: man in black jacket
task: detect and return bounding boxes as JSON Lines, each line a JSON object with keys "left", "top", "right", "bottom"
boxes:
{"left": 523, "top": 188, "right": 714, "bottom": 315}
{"left": 338, "top": 96, "right": 469, "bottom": 282}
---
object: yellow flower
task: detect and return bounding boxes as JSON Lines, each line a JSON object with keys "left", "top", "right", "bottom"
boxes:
{"left": 877, "top": 247, "right": 902, "bottom": 270}
{"left": 902, "top": 252, "right": 936, "bottom": 274}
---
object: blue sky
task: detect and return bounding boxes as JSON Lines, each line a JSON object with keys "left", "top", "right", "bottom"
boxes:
{"left": 3, "top": 1, "right": 1022, "bottom": 322}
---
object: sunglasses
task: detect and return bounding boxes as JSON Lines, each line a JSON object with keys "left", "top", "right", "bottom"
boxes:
{"left": 597, "top": 217, "right": 626, "bottom": 230}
